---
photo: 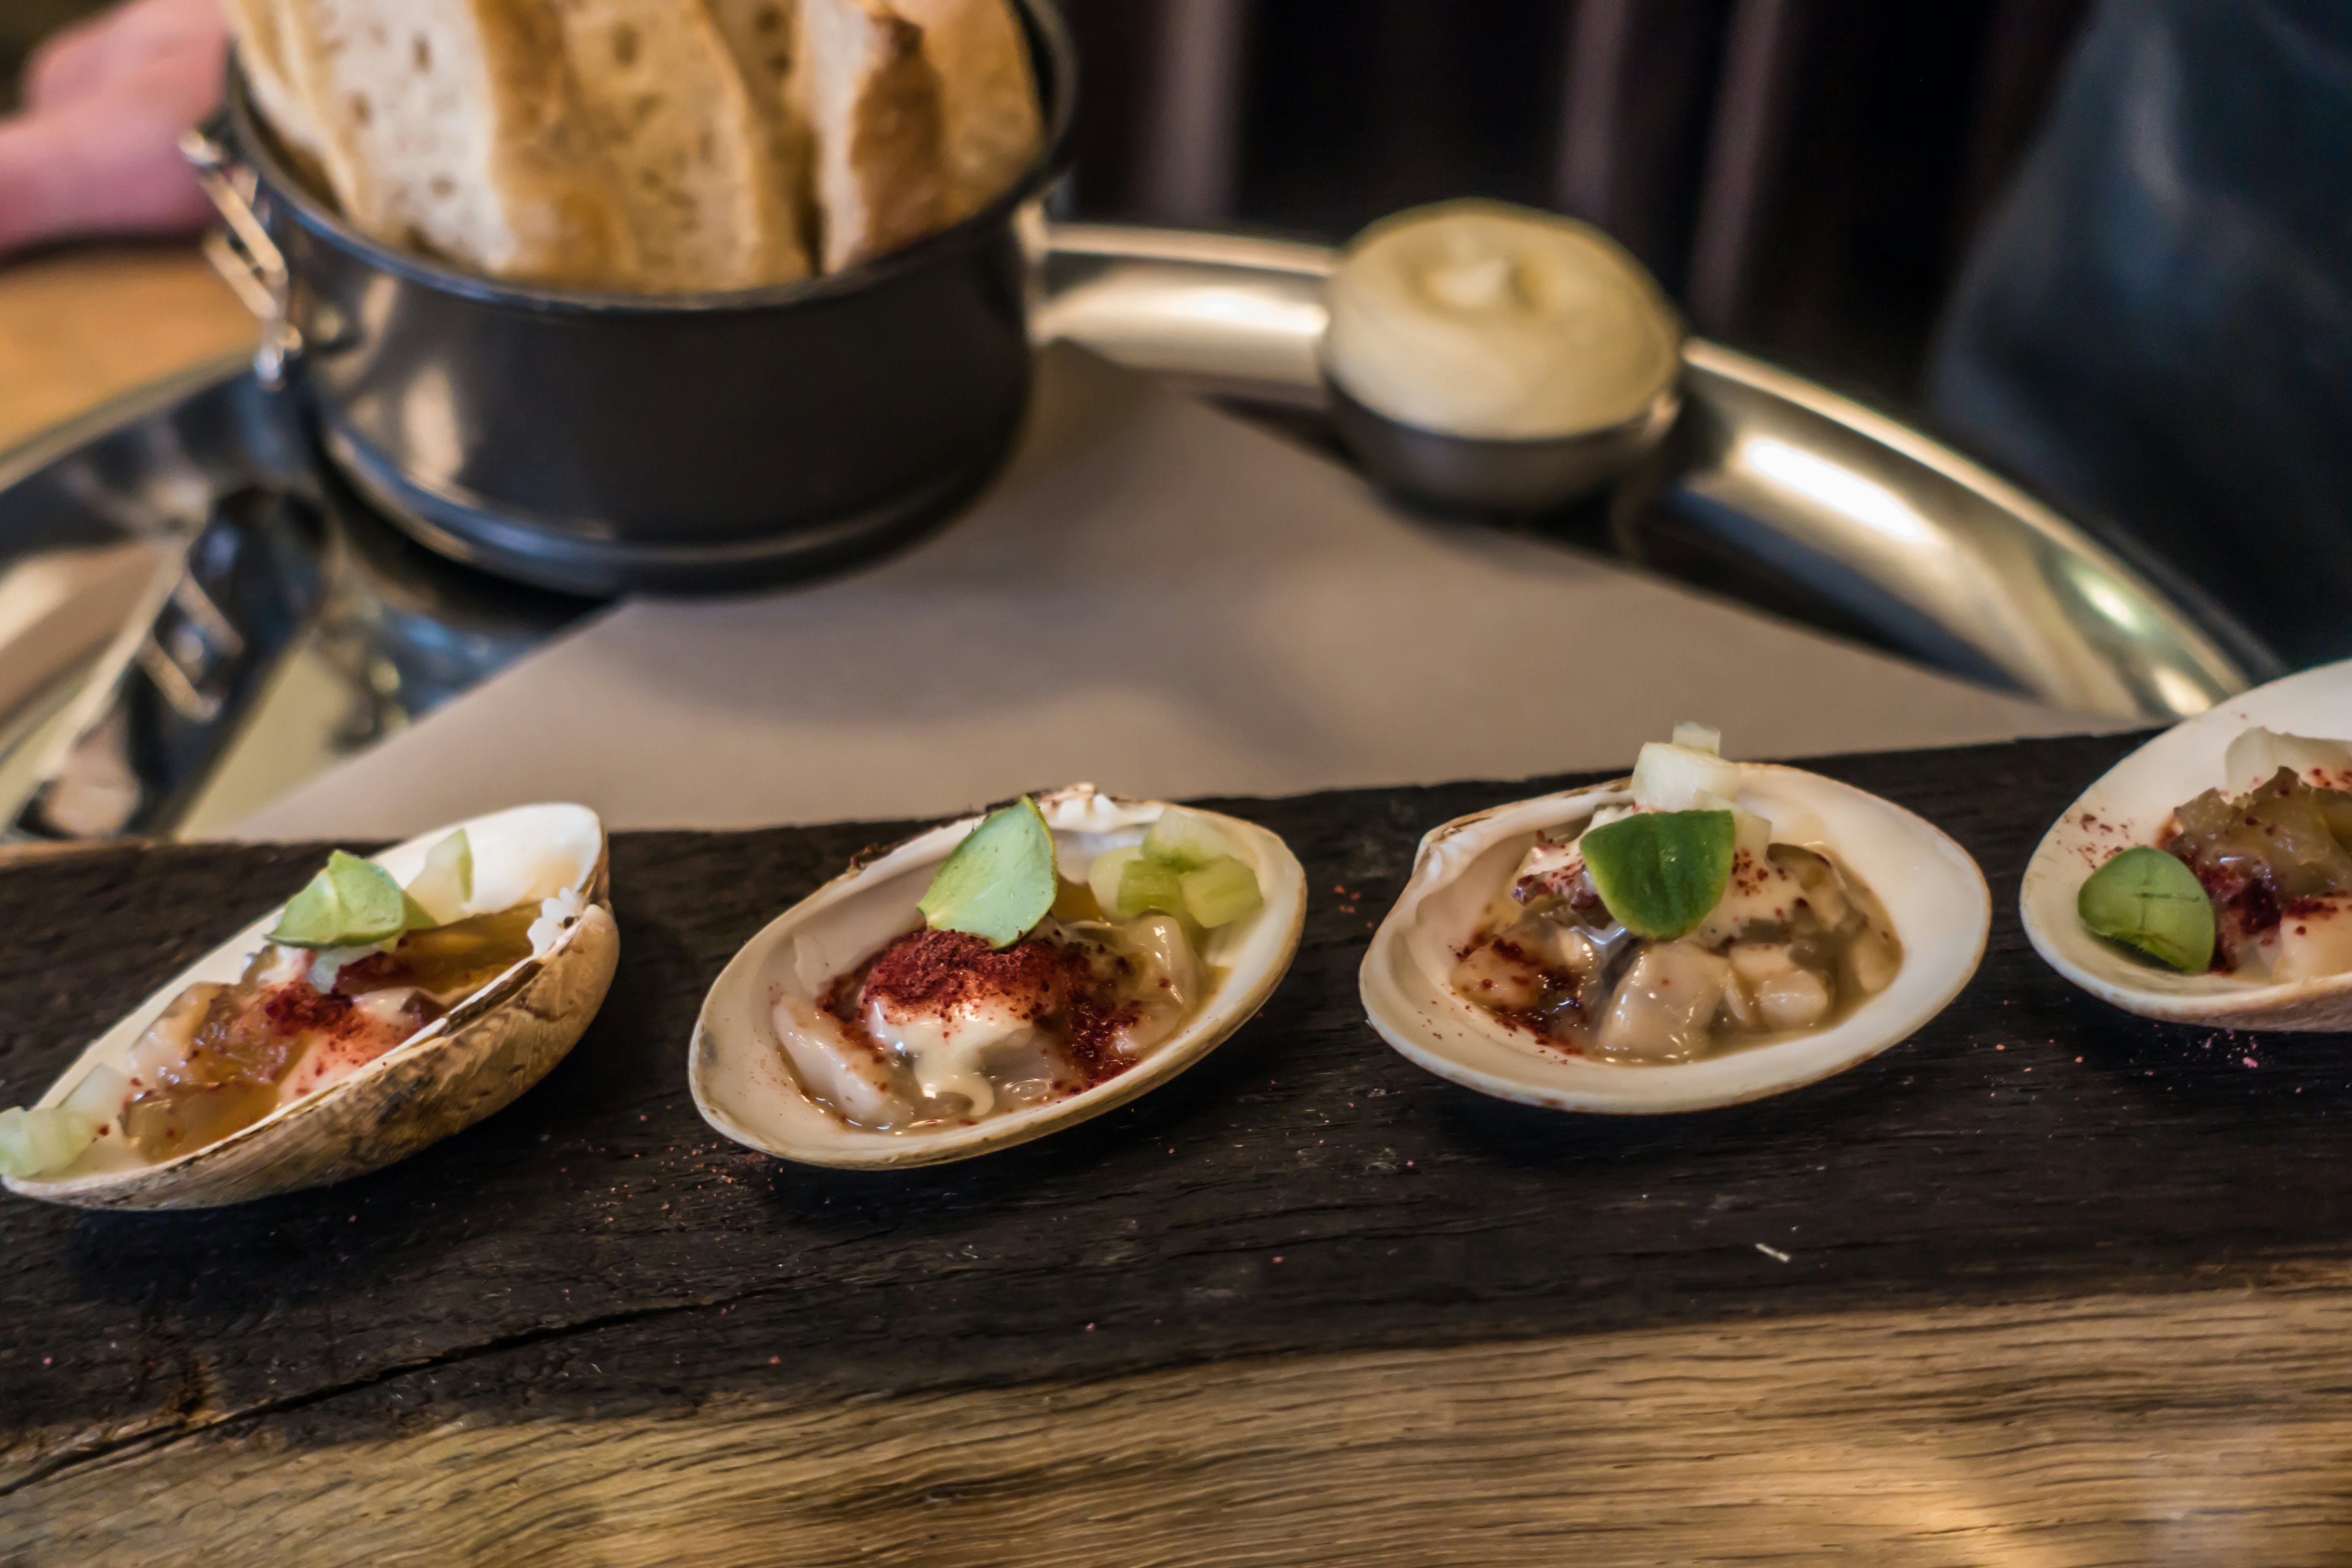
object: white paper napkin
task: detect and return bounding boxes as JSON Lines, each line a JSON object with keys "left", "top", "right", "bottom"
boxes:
{"left": 239, "top": 345, "right": 2098, "bottom": 839}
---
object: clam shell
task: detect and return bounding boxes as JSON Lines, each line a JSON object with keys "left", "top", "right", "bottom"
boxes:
{"left": 1360, "top": 765, "right": 1989, "bottom": 1113}
{"left": 2021, "top": 659, "right": 2352, "bottom": 1029}
{"left": 690, "top": 785, "right": 1306, "bottom": 1168}
{"left": 4, "top": 803, "right": 618, "bottom": 1209}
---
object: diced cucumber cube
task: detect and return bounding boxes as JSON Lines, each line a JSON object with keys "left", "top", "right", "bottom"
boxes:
{"left": 406, "top": 828, "right": 474, "bottom": 925}
{"left": 1116, "top": 856, "right": 1187, "bottom": 920}
{"left": 1630, "top": 741, "right": 1742, "bottom": 812}
{"left": 0, "top": 1104, "right": 97, "bottom": 1178}
{"left": 61, "top": 1063, "right": 127, "bottom": 1127}
{"left": 1180, "top": 855, "right": 1263, "bottom": 928}
{"left": 1088, "top": 844, "right": 1145, "bottom": 915}
{"left": 1142, "top": 809, "right": 1240, "bottom": 872}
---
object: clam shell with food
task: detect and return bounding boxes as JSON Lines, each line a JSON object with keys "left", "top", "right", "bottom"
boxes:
{"left": 1360, "top": 765, "right": 1989, "bottom": 1114}
{"left": 2021, "top": 659, "right": 2352, "bottom": 1029}
{"left": 691, "top": 785, "right": 1307, "bottom": 1168}
{"left": 3, "top": 803, "right": 618, "bottom": 1209}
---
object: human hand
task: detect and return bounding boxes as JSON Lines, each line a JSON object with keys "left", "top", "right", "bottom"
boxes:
{"left": 0, "top": 0, "right": 227, "bottom": 255}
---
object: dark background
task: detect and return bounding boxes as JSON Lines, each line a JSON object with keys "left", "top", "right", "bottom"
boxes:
{"left": 2, "top": 0, "right": 2093, "bottom": 410}
{"left": 1054, "top": 0, "right": 2092, "bottom": 405}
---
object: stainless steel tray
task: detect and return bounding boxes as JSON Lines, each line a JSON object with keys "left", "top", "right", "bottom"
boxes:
{"left": 0, "top": 224, "right": 2272, "bottom": 841}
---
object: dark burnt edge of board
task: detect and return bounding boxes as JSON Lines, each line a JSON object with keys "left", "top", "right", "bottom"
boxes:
{"left": 11, "top": 730, "right": 2352, "bottom": 1471}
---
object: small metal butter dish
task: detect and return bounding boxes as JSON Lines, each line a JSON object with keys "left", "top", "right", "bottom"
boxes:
{"left": 1324, "top": 373, "right": 1682, "bottom": 516}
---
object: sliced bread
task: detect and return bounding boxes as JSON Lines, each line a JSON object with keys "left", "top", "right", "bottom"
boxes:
{"left": 221, "top": 0, "right": 330, "bottom": 178}
{"left": 886, "top": 0, "right": 1039, "bottom": 220}
{"left": 547, "top": 0, "right": 809, "bottom": 289}
{"left": 276, "top": 0, "right": 635, "bottom": 286}
{"left": 702, "top": 0, "right": 820, "bottom": 279}
{"left": 706, "top": 0, "right": 800, "bottom": 97}
{"left": 796, "top": 0, "right": 947, "bottom": 272}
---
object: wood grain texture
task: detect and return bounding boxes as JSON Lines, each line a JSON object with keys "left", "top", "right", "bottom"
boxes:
{"left": 12, "top": 1282, "right": 2352, "bottom": 1565}
{"left": 0, "top": 245, "right": 254, "bottom": 453}
{"left": 8, "top": 731, "right": 2352, "bottom": 1560}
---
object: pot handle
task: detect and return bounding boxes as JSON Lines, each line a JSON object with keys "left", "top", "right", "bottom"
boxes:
{"left": 179, "top": 121, "right": 302, "bottom": 391}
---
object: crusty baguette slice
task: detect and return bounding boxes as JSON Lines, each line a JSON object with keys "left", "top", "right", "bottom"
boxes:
{"left": 276, "top": 0, "right": 635, "bottom": 287}
{"left": 706, "top": 0, "right": 799, "bottom": 96}
{"left": 221, "top": 0, "right": 330, "bottom": 176}
{"left": 701, "top": 0, "right": 819, "bottom": 278}
{"left": 886, "top": 0, "right": 1040, "bottom": 220}
{"left": 797, "top": 0, "right": 947, "bottom": 272}
{"left": 548, "top": 0, "right": 810, "bottom": 289}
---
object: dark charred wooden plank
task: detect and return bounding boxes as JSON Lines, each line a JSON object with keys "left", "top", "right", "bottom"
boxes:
{"left": 16, "top": 730, "right": 2349, "bottom": 1475}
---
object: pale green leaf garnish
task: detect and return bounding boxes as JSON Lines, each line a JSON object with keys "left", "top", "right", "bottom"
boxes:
{"left": 268, "top": 849, "right": 435, "bottom": 949}
{"left": 405, "top": 828, "right": 474, "bottom": 925}
{"left": 2078, "top": 846, "right": 2214, "bottom": 972}
{"left": 919, "top": 797, "right": 1058, "bottom": 948}
{"left": 1179, "top": 854, "right": 1262, "bottom": 928}
{"left": 1579, "top": 809, "right": 1736, "bottom": 940}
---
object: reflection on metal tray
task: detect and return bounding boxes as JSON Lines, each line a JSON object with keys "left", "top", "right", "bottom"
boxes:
{"left": 0, "top": 224, "right": 2275, "bottom": 843}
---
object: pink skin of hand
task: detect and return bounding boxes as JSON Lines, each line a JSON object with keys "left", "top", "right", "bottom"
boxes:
{"left": 0, "top": 0, "right": 228, "bottom": 255}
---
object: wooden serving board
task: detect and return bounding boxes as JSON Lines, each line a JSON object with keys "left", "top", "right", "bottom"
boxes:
{"left": 8, "top": 731, "right": 2352, "bottom": 1565}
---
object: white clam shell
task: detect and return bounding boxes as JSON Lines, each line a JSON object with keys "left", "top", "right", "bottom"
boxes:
{"left": 691, "top": 785, "right": 1306, "bottom": 1168}
{"left": 4, "top": 803, "right": 618, "bottom": 1209}
{"left": 2021, "top": 658, "right": 2352, "bottom": 1029}
{"left": 1360, "top": 764, "right": 1989, "bottom": 1113}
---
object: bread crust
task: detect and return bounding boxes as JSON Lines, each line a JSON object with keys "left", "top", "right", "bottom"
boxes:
{"left": 245, "top": 0, "right": 1034, "bottom": 288}
{"left": 706, "top": 0, "right": 820, "bottom": 272}
{"left": 549, "top": 0, "right": 811, "bottom": 289}
{"left": 799, "top": 0, "right": 947, "bottom": 271}
{"left": 887, "top": 0, "right": 1039, "bottom": 221}
{"left": 275, "top": 0, "right": 636, "bottom": 286}
{"left": 221, "top": 0, "right": 330, "bottom": 177}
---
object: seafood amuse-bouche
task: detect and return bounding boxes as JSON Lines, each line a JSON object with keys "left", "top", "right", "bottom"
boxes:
{"left": 2076, "top": 728, "right": 2352, "bottom": 981}
{"left": 0, "top": 805, "right": 614, "bottom": 1200}
{"left": 692, "top": 786, "right": 1306, "bottom": 1167}
{"left": 776, "top": 797, "right": 1268, "bottom": 1130}
{"left": 1444, "top": 726, "right": 1903, "bottom": 1065}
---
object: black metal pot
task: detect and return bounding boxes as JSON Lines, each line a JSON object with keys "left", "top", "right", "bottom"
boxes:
{"left": 197, "top": 0, "right": 1074, "bottom": 596}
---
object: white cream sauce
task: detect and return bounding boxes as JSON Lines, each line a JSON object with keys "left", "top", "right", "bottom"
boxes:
{"left": 1322, "top": 198, "right": 1681, "bottom": 440}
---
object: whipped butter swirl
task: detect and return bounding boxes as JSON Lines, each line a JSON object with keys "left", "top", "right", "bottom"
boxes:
{"left": 1322, "top": 199, "right": 1681, "bottom": 441}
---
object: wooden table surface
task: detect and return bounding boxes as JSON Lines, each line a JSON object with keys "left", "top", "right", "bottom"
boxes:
{"left": 6, "top": 733, "right": 2352, "bottom": 1564}
{"left": 0, "top": 243, "right": 253, "bottom": 456}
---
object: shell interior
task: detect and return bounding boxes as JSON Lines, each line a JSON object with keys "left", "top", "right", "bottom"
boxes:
{"left": 3, "top": 801, "right": 607, "bottom": 1204}
{"left": 690, "top": 785, "right": 1307, "bottom": 1168}
{"left": 2020, "top": 658, "right": 2352, "bottom": 1029}
{"left": 1359, "top": 764, "right": 1990, "bottom": 1114}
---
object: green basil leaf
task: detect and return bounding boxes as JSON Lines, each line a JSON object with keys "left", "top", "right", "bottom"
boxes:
{"left": 1579, "top": 809, "right": 1737, "bottom": 941}
{"left": 2078, "top": 846, "right": 2215, "bottom": 972}
{"left": 918, "top": 797, "right": 1058, "bottom": 948}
